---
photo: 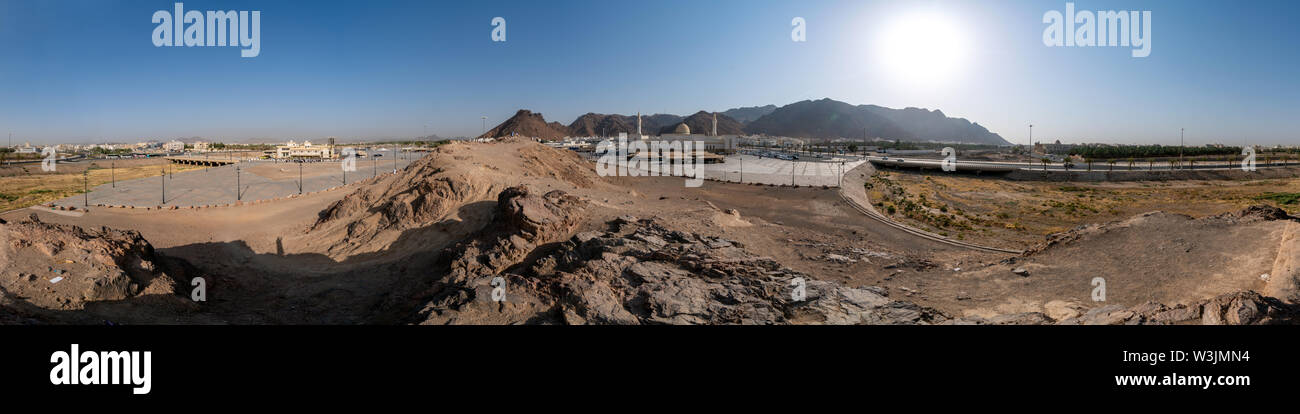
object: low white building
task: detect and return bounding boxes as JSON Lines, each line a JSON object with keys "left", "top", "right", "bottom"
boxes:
{"left": 274, "top": 140, "right": 335, "bottom": 159}
{"left": 163, "top": 140, "right": 185, "bottom": 152}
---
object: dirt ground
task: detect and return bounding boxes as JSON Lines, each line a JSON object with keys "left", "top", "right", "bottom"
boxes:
{"left": 2, "top": 140, "right": 1295, "bottom": 324}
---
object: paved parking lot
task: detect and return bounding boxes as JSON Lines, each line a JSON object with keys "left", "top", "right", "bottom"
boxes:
{"left": 56, "top": 156, "right": 416, "bottom": 208}
{"left": 629, "top": 154, "right": 865, "bottom": 187}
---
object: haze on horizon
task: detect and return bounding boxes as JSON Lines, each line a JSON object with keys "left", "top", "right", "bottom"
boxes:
{"left": 0, "top": 0, "right": 1295, "bottom": 146}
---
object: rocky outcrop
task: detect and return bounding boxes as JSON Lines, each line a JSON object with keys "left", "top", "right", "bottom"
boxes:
{"left": 442, "top": 186, "right": 589, "bottom": 285}
{"left": 951, "top": 291, "right": 1300, "bottom": 325}
{"left": 413, "top": 203, "right": 948, "bottom": 325}
{"left": 1266, "top": 221, "right": 1300, "bottom": 303}
{"left": 0, "top": 214, "right": 194, "bottom": 322}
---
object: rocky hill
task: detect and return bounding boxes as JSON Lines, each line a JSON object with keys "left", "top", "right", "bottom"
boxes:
{"left": 864, "top": 105, "right": 1010, "bottom": 145}
{"left": 479, "top": 109, "right": 571, "bottom": 140}
{"left": 656, "top": 111, "right": 745, "bottom": 135}
{"left": 721, "top": 104, "right": 777, "bottom": 124}
{"left": 482, "top": 98, "right": 1007, "bottom": 144}
{"left": 307, "top": 138, "right": 602, "bottom": 259}
{"left": 744, "top": 98, "right": 914, "bottom": 140}
{"left": 567, "top": 113, "right": 639, "bottom": 137}
{"left": 743, "top": 98, "right": 1010, "bottom": 145}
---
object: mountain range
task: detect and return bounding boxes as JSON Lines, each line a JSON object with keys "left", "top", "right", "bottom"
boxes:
{"left": 480, "top": 98, "right": 1010, "bottom": 145}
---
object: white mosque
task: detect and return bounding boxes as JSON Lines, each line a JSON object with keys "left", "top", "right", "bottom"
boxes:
{"left": 634, "top": 112, "right": 737, "bottom": 155}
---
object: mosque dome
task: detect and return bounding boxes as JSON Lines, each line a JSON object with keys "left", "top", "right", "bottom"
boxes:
{"left": 673, "top": 123, "right": 691, "bottom": 135}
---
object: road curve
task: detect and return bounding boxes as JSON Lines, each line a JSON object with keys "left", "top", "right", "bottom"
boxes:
{"left": 838, "top": 162, "right": 1024, "bottom": 255}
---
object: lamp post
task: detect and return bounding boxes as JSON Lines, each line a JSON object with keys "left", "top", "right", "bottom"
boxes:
{"left": 83, "top": 169, "right": 88, "bottom": 207}
{"left": 161, "top": 169, "right": 166, "bottom": 205}
{"left": 111, "top": 161, "right": 115, "bottom": 188}
{"left": 1179, "top": 128, "right": 1184, "bottom": 169}
{"left": 236, "top": 165, "right": 241, "bottom": 201}
{"left": 298, "top": 160, "right": 303, "bottom": 194}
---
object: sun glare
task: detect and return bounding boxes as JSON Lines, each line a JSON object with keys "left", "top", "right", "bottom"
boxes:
{"left": 876, "top": 10, "right": 970, "bottom": 88}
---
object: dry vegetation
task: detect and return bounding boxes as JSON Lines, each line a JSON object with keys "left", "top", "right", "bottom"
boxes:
{"left": 868, "top": 170, "right": 1300, "bottom": 248}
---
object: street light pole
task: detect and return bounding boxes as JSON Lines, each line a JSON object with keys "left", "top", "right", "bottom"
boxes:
{"left": 83, "top": 169, "right": 88, "bottom": 207}
{"left": 161, "top": 169, "right": 166, "bottom": 205}
{"left": 298, "top": 161, "right": 303, "bottom": 194}
{"left": 1179, "top": 128, "right": 1184, "bottom": 169}
{"left": 111, "top": 161, "right": 115, "bottom": 188}
{"left": 236, "top": 165, "right": 241, "bottom": 201}
{"left": 1028, "top": 124, "right": 1034, "bottom": 154}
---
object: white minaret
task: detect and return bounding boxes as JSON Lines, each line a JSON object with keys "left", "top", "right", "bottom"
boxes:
{"left": 637, "top": 112, "right": 642, "bottom": 137}
{"left": 712, "top": 112, "right": 718, "bottom": 136}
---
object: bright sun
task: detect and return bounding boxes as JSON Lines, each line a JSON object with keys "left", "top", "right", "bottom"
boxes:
{"left": 877, "top": 10, "right": 970, "bottom": 88}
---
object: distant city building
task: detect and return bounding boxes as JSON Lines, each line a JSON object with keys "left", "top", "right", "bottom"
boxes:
{"left": 193, "top": 141, "right": 210, "bottom": 152}
{"left": 274, "top": 140, "right": 335, "bottom": 159}
{"left": 1034, "top": 140, "right": 1076, "bottom": 154}
{"left": 743, "top": 136, "right": 805, "bottom": 148}
{"left": 163, "top": 140, "right": 185, "bottom": 152}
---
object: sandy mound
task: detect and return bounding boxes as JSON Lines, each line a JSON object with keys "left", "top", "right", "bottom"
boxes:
{"left": 304, "top": 139, "right": 601, "bottom": 259}
{"left": 0, "top": 215, "right": 196, "bottom": 323}
{"left": 404, "top": 188, "right": 945, "bottom": 325}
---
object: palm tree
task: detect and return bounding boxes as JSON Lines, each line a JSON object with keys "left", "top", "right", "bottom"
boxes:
{"left": 1041, "top": 157, "right": 1050, "bottom": 171}
{"left": 1108, "top": 159, "right": 1116, "bottom": 172}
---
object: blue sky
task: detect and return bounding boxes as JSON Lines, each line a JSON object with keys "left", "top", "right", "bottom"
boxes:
{"left": 0, "top": 0, "right": 1296, "bottom": 146}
